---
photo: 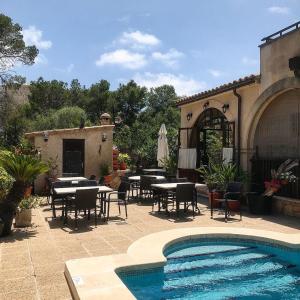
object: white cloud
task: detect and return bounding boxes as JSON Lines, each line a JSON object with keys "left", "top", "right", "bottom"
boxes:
{"left": 35, "top": 53, "right": 48, "bottom": 65}
{"left": 242, "top": 56, "right": 258, "bottom": 66}
{"left": 268, "top": 6, "right": 290, "bottom": 14}
{"left": 119, "top": 31, "right": 160, "bottom": 48}
{"left": 152, "top": 48, "right": 184, "bottom": 68}
{"left": 134, "top": 72, "right": 207, "bottom": 96}
{"left": 208, "top": 69, "right": 222, "bottom": 77}
{"left": 96, "top": 49, "right": 147, "bottom": 69}
{"left": 22, "top": 26, "right": 52, "bottom": 49}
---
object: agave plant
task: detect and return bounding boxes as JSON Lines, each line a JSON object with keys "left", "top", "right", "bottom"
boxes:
{"left": 0, "top": 150, "right": 48, "bottom": 236}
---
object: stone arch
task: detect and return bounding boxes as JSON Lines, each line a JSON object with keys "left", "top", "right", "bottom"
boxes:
{"left": 245, "top": 77, "right": 300, "bottom": 153}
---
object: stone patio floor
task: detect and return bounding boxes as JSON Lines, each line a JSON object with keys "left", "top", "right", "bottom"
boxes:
{"left": 1, "top": 198, "right": 300, "bottom": 300}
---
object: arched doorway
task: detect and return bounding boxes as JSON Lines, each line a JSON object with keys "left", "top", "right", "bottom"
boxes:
{"left": 190, "top": 108, "right": 235, "bottom": 167}
{"left": 252, "top": 89, "right": 300, "bottom": 198}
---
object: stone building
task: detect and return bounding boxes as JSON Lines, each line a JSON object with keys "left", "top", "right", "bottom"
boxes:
{"left": 177, "top": 22, "right": 300, "bottom": 214}
{"left": 25, "top": 114, "right": 114, "bottom": 194}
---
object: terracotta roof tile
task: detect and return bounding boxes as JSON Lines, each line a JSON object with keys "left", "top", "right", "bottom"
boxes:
{"left": 177, "top": 74, "right": 260, "bottom": 106}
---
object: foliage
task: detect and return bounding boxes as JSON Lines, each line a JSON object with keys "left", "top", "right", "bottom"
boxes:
{"left": 0, "top": 13, "right": 38, "bottom": 84}
{"left": 197, "top": 160, "right": 248, "bottom": 191}
{"left": 206, "top": 130, "right": 223, "bottom": 164}
{"left": 0, "top": 166, "right": 14, "bottom": 201}
{"left": 99, "top": 163, "right": 110, "bottom": 177}
{"left": 160, "top": 155, "right": 177, "bottom": 176}
{"left": 0, "top": 150, "right": 48, "bottom": 185}
{"left": 18, "top": 196, "right": 41, "bottom": 210}
{"left": 118, "top": 153, "right": 131, "bottom": 164}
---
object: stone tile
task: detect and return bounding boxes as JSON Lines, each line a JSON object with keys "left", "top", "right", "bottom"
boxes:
{"left": 3, "top": 289, "right": 37, "bottom": 300}
{"left": 2, "top": 276, "right": 36, "bottom": 294}
{"left": 39, "top": 282, "right": 71, "bottom": 300}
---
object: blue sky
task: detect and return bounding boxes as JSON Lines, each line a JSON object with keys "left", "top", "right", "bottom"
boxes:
{"left": 1, "top": 0, "right": 299, "bottom": 95}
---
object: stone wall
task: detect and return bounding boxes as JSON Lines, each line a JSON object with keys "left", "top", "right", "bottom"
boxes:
{"left": 273, "top": 196, "right": 300, "bottom": 217}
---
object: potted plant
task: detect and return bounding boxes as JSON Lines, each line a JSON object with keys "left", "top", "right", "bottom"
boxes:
{"left": 0, "top": 151, "right": 48, "bottom": 236}
{"left": 15, "top": 196, "right": 40, "bottom": 227}
{"left": 248, "top": 159, "right": 298, "bottom": 215}
{"left": 99, "top": 163, "right": 112, "bottom": 185}
{"left": 160, "top": 155, "right": 177, "bottom": 179}
{"left": 196, "top": 162, "right": 219, "bottom": 208}
{"left": 118, "top": 153, "right": 131, "bottom": 170}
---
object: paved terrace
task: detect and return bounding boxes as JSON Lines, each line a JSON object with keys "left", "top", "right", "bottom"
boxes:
{"left": 1, "top": 199, "right": 300, "bottom": 300}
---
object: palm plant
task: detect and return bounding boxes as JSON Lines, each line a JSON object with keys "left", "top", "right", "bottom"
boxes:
{"left": 0, "top": 150, "right": 48, "bottom": 236}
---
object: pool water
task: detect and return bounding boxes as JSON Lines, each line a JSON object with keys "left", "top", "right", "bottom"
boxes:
{"left": 117, "top": 238, "right": 300, "bottom": 299}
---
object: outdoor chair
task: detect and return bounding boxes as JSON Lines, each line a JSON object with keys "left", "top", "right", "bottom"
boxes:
{"left": 64, "top": 188, "right": 98, "bottom": 229}
{"left": 169, "top": 177, "right": 188, "bottom": 183}
{"left": 139, "top": 176, "right": 156, "bottom": 199}
{"left": 51, "top": 180, "right": 72, "bottom": 218}
{"left": 102, "top": 181, "right": 130, "bottom": 221}
{"left": 151, "top": 178, "right": 169, "bottom": 211}
{"left": 212, "top": 182, "right": 243, "bottom": 222}
{"left": 171, "top": 183, "right": 197, "bottom": 217}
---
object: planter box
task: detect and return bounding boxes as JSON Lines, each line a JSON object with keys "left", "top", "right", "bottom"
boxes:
{"left": 247, "top": 193, "right": 272, "bottom": 215}
{"left": 15, "top": 209, "right": 32, "bottom": 227}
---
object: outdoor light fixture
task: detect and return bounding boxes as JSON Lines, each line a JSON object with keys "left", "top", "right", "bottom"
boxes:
{"left": 186, "top": 112, "right": 193, "bottom": 121}
{"left": 222, "top": 104, "right": 230, "bottom": 113}
{"left": 289, "top": 56, "right": 300, "bottom": 77}
{"left": 203, "top": 101, "right": 209, "bottom": 110}
{"left": 102, "top": 132, "right": 107, "bottom": 142}
{"left": 43, "top": 131, "right": 49, "bottom": 142}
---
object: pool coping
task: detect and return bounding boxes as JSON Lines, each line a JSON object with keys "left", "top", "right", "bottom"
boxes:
{"left": 64, "top": 227, "right": 300, "bottom": 299}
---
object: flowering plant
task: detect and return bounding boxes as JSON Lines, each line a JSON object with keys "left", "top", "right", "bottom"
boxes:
{"left": 264, "top": 159, "right": 298, "bottom": 196}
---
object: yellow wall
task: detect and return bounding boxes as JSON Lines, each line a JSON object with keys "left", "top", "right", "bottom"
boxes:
{"left": 26, "top": 125, "right": 114, "bottom": 193}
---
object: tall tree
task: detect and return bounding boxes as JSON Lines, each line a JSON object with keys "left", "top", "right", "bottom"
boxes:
{"left": 0, "top": 13, "right": 38, "bottom": 84}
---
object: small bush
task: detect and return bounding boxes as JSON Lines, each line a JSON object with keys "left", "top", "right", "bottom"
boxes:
{"left": 0, "top": 167, "right": 14, "bottom": 201}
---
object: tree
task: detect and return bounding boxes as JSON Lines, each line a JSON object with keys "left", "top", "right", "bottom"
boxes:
{"left": 86, "top": 80, "right": 110, "bottom": 123}
{"left": 28, "top": 77, "right": 69, "bottom": 114}
{"left": 114, "top": 80, "right": 146, "bottom": 126}
{"left": 0, "top": 13, "right": 38, "bottom": 84}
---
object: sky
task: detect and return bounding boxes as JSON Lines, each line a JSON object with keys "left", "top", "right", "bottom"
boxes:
{"left": 1, "top": 0, "right": 299, "bottom": 96}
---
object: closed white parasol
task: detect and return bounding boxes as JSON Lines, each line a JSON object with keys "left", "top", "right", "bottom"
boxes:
{"left": 157, "top": 123, "right": 169, "bottom": 167}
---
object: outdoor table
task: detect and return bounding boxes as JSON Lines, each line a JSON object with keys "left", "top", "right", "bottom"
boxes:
{"left": 57, "top": 177, "right": 88, "bottom": 182}
{"left": 151, "top": 182, "right": 200, "bottom": 213}
{"left": 54, "top": 186, "right": 113, "bottom": 223}
{"left": 142, "top": 169, "right": 166, "bottom": 175}
{"left": 128, "top": 175, "right": 165, "bottom": 181}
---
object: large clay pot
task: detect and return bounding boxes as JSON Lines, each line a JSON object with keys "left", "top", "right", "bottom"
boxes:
{"left": 119, "top": 162, "right": 127, "bottom": 170}
{"left": 15, "top": 209, "right": 32, "bottom": 227}
{"left": 247, "top": 193, "right": 272, "bottom": 215}
{"left": 0, "top": 210, "right": 14, "bottom": 237}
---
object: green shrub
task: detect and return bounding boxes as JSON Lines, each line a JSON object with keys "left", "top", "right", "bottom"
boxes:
{"left": 0, "top": 166, "right": 14, "bottom": 201}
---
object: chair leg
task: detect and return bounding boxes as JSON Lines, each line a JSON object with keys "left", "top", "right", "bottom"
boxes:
{"left": 118, "top": 202, "right": 121, "bottom": 215}
{"left": 124, "top": 201, "right": 128, "bottom": 218}
{"left": 75, "top": 209, "right": 78, "bottom": 229}
{"left": 106, "top": 201, "right": 110, "bottom": 221}
{"left": 52, "top": 201, "right": 57, "bottom": 219}
{"left": 225, "top": 201, "right": 228, "bottom": 223}
{"left": 95, "top": 207, "right": 97, "bottom": 227}
{"left": 88, "top": 209, "right": 91, "bottom": 220}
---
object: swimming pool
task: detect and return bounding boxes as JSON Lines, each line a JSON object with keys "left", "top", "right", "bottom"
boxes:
{"left": 118, "top": 238, "right": 300, "bottom": 299}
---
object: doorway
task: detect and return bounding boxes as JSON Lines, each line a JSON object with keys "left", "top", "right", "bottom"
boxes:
{"left": 63, "top": 139, "right": 85, "bottom": 176}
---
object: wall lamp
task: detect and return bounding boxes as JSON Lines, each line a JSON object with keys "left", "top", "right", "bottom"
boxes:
{"left": 43, "top": 131, "right": 49, "bottom": 142}
{"left": 203, "top": 101, "right": 209, "bottom": 110}
{"left": 222, "top": 104, "right": 230, "bottom": 113}
{"left": 102, "top": 132, "right": 108, "bottom": 142}
{"left": 186, "top": 112, "right": 193, "bottom": 121}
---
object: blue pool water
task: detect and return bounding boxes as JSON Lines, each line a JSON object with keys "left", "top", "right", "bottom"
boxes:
{"left": 117, "top": 238, "right": 300, "bottom": 299}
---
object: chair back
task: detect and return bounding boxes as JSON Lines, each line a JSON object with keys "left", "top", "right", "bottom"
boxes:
{"left": 170, "top": 177, "right": 188, "bottom": 183}
{"left": 226, "top": 182, "right": 243, "bottom": 193}
{"left": 78, "top": 180, "right": 98, "bottom": 187}
{"left": 140, "top": 175, "right": 154, "bottom": 191}
{"left": 52, "top": 180, "right": 72, "bottom": 193}
{"left": 118, "top": 181, "right": 130, "bottom": 200}
{"left": 176, "top": 183, "right": 195, "bottom": 203}
{"left": 74, "top": 188, "right": 98, "bottom": 210}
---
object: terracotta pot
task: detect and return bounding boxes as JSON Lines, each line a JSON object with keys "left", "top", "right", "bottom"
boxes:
{"left": 209, "top": 191, "right": 223, "bottom": 208}
{"left": 228, "top": 201, "right": 240, "bottom": 211}
{"left": 24, "top": 186, "right": 32, "bottom": 198}
{"left": 119, "top": 162, "right": 127, "bottom": 170}
{"left": 15, "top": 209, "right": 32, "bottom": 227}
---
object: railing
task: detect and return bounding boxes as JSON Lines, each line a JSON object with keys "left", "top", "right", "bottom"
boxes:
{"left": 261, "top": 21, "right": 300, "bottom": 43}
{"left": 251, "top": 158, "right": 300, "bottom": 199}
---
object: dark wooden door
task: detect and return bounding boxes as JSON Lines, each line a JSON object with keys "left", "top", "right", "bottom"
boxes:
{"left": 63, "top": 139, "right": 85, "bottom": 176}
